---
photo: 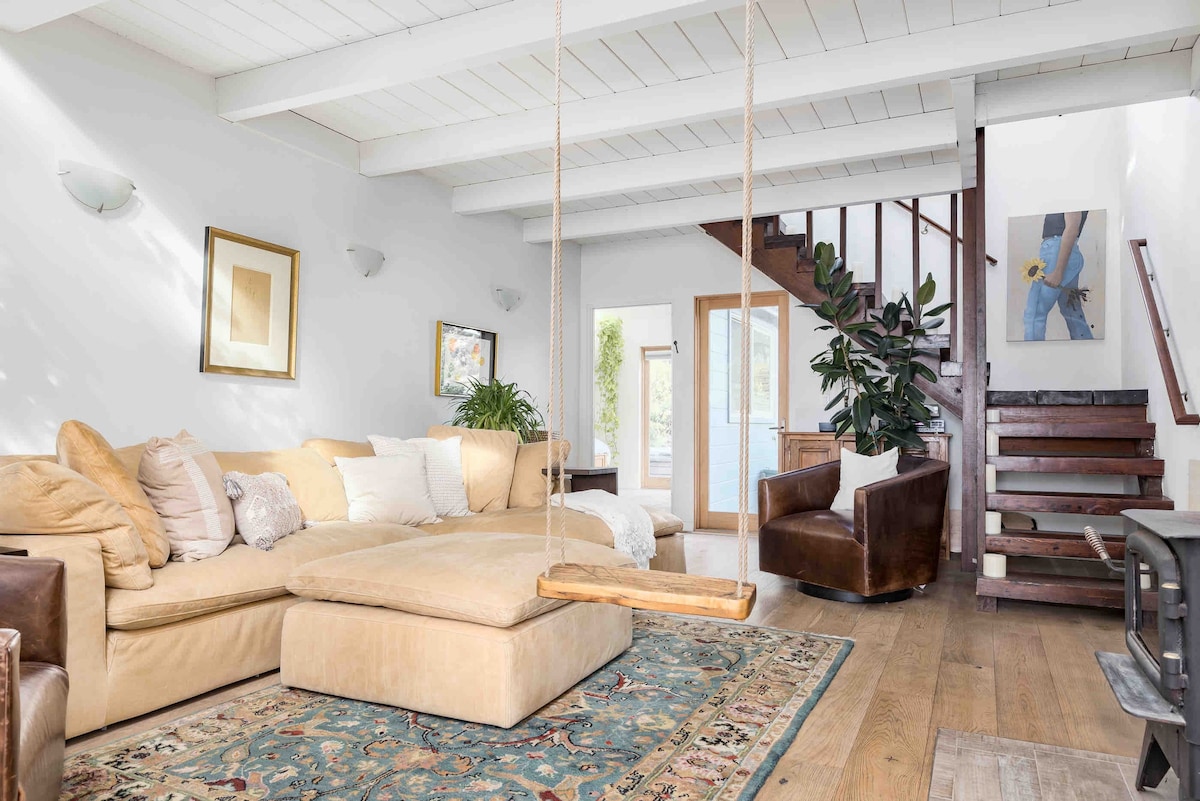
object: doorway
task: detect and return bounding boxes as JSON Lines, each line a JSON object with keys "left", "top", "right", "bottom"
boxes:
{"left": 695, "top": 291, "right": 789, "bottom": 530}
{"left": 592, "top": 305, "right": 673, "bottom": 511}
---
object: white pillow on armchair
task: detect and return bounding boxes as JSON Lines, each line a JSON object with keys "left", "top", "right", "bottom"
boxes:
{"left": 829, "top": 447, "right": 899, "bottom": 511}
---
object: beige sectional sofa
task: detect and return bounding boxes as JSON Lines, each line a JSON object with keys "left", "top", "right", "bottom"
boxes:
{"left": 0, "top": 427, "right": 685, "bottom": 738}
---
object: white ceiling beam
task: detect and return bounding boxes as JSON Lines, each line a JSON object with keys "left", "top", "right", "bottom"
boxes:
{"left": 524, "top": 162, "right": 962, "bottom": 243}
{"left": 0, "top": 0, "right": 102, "bottom": 32}
{"left": 237, "top": 112, "right": 359, "bottom": 173}
{"left": 949, "top": 76, "right": 977, "bottom": 190}
{"left": 454, "top": 111, "right": 956, "bottom": 215}
{"left": 216, "top": 0, "right": 733, "bottom": 122}
{"left": 363, "top": 0, "right": 1200, "bottom": 175}
{"left": 975, "top": 50, "right": 1195, "bottom": 126}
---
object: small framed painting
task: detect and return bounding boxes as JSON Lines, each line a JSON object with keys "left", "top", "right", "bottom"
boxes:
{"left": 435, "top": 321, "right": 497, "bottom": 397}
{"left": 201, "top": 227, "right": 299, "bottom": 379}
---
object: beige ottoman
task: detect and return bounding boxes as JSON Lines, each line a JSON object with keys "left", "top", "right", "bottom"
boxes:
{"left": 281, "top": 532, "right": 633, "bottom": 728}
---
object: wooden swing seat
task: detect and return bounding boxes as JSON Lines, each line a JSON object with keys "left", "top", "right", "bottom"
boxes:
{"left": 537, "top": 563, "right": 756, "bottom": 621}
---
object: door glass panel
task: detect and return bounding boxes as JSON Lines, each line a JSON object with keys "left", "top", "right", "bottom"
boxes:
{"left": 644, "top": 350, "right": 672, "bottom": 486}
{"left": 707, "top": 305, "right": 781, "bottom": 514}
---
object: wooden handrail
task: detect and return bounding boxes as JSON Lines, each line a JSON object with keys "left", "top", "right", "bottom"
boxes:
{"left": 1128, "top": 239, "right": 1199, "bottom": 425}
{"left": 894, "top": 200, "right": 998, "bottom": 266}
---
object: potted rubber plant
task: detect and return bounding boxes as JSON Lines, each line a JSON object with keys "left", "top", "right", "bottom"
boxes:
{"left": 448, "top": 378, "right": 546, "bottom": 443}
{"left": 808, "top": 242, "right": 950, "bottom": 455}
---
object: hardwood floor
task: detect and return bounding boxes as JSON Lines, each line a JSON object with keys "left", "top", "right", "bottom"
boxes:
{"left": 68, "top": 532, "right": 1145, "bottom": 800}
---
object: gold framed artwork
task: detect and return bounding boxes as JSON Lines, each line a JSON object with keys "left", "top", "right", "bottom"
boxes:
{"left": 201, "top": 227, "right": 299, "bottom": 379}
{"left": 435, "top": 321, "right": 497, "bottom": 397}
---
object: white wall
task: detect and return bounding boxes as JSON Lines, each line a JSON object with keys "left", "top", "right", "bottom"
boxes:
{"left": 1121, "top": 97, "right": 1200, "bottom": 508}
{"left": 578, "top": 234, "right": 834, "bottom": 528}
{"left": 592, "top": 304, "right": 671, "bottom": 488}
{"left": 0, "top": 17, "right": 569, "bottom": 454}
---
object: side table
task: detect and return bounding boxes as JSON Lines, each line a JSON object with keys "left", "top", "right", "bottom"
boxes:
{"left": 0, "top": 546, "right": 29, "bottom": 557}
{"left": 542, "top": 466, "right": 618, "bottom": 495}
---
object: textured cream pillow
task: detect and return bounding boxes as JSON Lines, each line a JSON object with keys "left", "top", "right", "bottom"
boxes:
{"left": 335, "top": 454, "right": 440, "bottom": 526}
{"left": 0, "top": 460, "right": 152, "bottom": 589}
{"left": 369, "top": 435, "right": 470, "bottom": 518}
{"left": 56, "top": 420, "right": 171, "bottom": 568}
{"left": 222, "top": 471, "right": 304, "bottom": 551}
{"left": 830, "top": 447, "right": 899, "bottom": 511}
{"left": 139, "top": 430, "right": 235, "bottom": 562}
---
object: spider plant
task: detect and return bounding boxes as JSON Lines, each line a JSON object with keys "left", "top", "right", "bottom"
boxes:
{"left": 448, "top": 378, "right": 546, "bottom": 443}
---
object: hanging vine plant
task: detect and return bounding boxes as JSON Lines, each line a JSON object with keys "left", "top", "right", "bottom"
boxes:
{"left": 594, "top": 317, "right": 625, "bottom": 461}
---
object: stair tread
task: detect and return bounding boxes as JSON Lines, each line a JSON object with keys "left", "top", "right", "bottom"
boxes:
{"left": 988, "top": 490, "right": 1174, "bottom": 515}
{"left": 977, "top": 571, "right": 1138, "bottom": 609}
{"left": 986, "top": 529, "right": 1126, "bottom": 559}
{"left": 988, "top": 455, "right": 1164, "bottom": 476}
{"left": 990, "top": 422, "right": 1156, "bottom": 438}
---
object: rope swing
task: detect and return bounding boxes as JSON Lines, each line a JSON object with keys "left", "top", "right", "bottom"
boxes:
{"left": 536, "top": 0, "right": 757, "bottom": 621}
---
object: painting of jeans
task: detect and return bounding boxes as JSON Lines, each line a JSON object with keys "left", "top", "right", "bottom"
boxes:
{"left": 1007, "top": 209, "right": 1105, "bottom": 341}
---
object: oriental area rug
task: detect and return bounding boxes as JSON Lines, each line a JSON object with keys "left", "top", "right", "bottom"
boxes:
{"left": 62, "top": 612, "right": 851, "bottom": 801}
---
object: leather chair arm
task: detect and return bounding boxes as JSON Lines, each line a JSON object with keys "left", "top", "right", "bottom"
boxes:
{"left": 758, "top": 462, "right": 841, "bottom": 526}
{"left": 0, "top": 557, "right": 66, "bottom": 669}
{"left": 855, "top": 458, "right": 950, "bottom": 548}
{"left": 1, "top": 629, "right": 18, "bottom": 801}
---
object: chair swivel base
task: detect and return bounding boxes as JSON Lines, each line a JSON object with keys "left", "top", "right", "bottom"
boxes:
{"left": 798, "top": 582, "right": 914, "bottom": 604}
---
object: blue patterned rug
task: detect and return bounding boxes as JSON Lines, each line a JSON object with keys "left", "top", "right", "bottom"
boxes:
{"left": 63, "top": 612, "right": 851, "bottom": 800}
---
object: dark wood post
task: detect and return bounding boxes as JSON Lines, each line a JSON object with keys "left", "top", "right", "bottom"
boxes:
{"left": 874, "top": 202, "right": 883, "bottom": 298}
{"left": 962, "top": 128, "right": 987, "bottom": 580}
{"left": 911, "top": 197, "right": 921, "bottom": 315}
{"left": 839, "top": 206, "right": 848, "bottom": 263}
{"left": 950, "top": 193, "right": 959, "bottom": 361}
{"left": 806, "top": 210, "right": 814, "bottom": 259}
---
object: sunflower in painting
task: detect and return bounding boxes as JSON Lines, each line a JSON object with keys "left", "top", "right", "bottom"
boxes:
{"left": 1020, "top": 257, "right": 1047, "bottom": 284}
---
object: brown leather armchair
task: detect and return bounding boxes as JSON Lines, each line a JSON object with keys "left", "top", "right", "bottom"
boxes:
{"left": 1, "top": 556, "right": 69, "bottom": 801}
{"left": 758, "top": 456, "right": 950, "bottom": 602}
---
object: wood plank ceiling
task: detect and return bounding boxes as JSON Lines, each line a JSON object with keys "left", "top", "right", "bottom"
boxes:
{"left": 73, "top": 0, "right": 1200, "bottom": 242}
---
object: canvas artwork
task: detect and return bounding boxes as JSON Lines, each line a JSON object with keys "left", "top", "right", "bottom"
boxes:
{"left": 435, "top": 321, "right": 497, "bottom": 397}
{"left": 201, "top": 228, "right": 299, "bottom": 379}
{"left": 1007, "top": 209, "right": 1106, "bottom": 342}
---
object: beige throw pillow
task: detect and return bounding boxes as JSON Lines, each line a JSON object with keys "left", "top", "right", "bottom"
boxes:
{"left": 426, "top": 426, "right": 519, "bottom": 513}
{"left": 56, "top": 420, "right": 171, "bottom": 568}
{"left": 139, "top": 430, "right": 235, "bottom": 562}
{"left": 830, "top": 447, "right": 900, "bottom": 511}
{"left": 335, "top": 454, "right": 440, "bottom": 526}
{"left": 369, "top": 434, "right": 470, "bottom": 518}
{"left": 509, "top": 439, "right": 571, "bottom": 508}
{"left": 223, "top": 471, "right": 304, "bottom": 551}
{"left": 0, "top": 460, "right": 152, "bottom": 589}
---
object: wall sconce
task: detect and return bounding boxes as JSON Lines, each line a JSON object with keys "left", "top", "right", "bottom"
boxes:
{"left": 493, "top": 286, "right": 524, "bottom": 312}
{"left": 347, "top": 245, "right": 385, "bottom": 278}
{"left": 58, "top": 160, "right": 135, "bottom": 213}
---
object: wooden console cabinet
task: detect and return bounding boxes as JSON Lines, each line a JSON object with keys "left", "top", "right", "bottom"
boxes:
{"left": 780, "top": 431, "right": 952, "bottom": 556}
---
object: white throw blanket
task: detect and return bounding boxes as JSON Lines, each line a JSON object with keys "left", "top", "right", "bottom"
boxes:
{"left": 553, "top": 489, "right": 657, "bottom": 569}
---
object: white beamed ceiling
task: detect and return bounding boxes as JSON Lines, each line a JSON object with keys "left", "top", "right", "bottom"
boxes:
{"left": 71, "top": 0, "right": 1200, "bottom": 241}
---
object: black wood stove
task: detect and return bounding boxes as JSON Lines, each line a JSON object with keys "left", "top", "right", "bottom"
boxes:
{"left": 1097, "top": 510, "right": 1200, "bottom": 800}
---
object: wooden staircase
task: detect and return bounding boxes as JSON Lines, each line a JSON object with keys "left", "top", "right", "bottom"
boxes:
{"left": 976, "top": 390, "right": 1173, "bottom": 611}
{"left": 701, "top": 213, "right": 964, "bottom": 418}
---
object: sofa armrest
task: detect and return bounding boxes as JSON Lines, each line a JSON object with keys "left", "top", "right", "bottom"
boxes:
{"left": 758, "top": 462, "right": 841, "bottom": 526}
{"left": 0, "top": 535, "right": 107, "bottom": 738}
{"left": 855, "top": 458, "right": 950, "bottom": 552}
{"left": 1, "top": 629, "right": 17, "bottom": 801}
{"left": 0, "top": 556, "right": 66, "bottom": 668}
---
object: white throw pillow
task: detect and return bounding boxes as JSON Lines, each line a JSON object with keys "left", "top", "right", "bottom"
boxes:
{"left": 369, "top": 434, "right": 471, "bottom": 518}
{"left": 335, "top": 454, "right": 441, "bottom": 526}
{"left": 222, "top": 471, "right": 304, "bottom": 551}
{"left": 830, "top": 447, "right": 899, "bottom": 511}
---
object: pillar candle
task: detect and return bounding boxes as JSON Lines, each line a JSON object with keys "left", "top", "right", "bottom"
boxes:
{"left": 986, "top": 429, "right": 1000, "bottom": 456}
{"left": 985, "top": 511, "right": 1002, "bottom": 534}
{"left": 986, "top": 409, "right": 1001, "bottom": 423}
{"left": 985, "top": 464, "right": 997, "bottom": 493}
{"left": 982, "top": 553, "right": 1007, "bottom": 578}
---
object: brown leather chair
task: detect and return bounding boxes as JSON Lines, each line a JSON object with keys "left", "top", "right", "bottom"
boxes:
{"left": 1, "top": 556, "right": 69, "bottom": 801}
{"left": 758, "top": 456, "right": 950, "bottom": 602}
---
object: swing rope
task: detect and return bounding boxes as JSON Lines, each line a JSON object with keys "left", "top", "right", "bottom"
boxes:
{"left": 542, "top": 0, "right": 755, "bottom": 601}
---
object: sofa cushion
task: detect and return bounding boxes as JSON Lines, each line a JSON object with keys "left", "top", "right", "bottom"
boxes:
{"left": 215, "top": 449, "right": 349, "bottom": 522}
{"left": 288, "top": 532, "right": 634, "bottom": 628}
{"left": 0, "top": 460, "right": 152, "bottom": 589}
{"left": 419, "top": 506, "right": 613, "bottom": 546}
{"left": 426, "top": 426, "right": 518, "bottom": 513}
{"left": 646, "top": 508, "right": 685, "bottom": 537}
{"left": 301, "top": 438, "right": 373, "bottom": 465}
{"left": 56, "top": 421, "right": 171, "bottom": 568}
{"left": 508, "top": 440, "right": 571, "bottom": 509}
{"left": 105, "top": 521, "right": 425, "bottom": 630}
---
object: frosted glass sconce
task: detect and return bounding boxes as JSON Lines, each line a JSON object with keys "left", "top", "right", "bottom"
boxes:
{"left": 347, "top": 245, "right": 385, "bottom": 278}
{"left": 58, "top": 160, "right": 135, "bottom": 213}
{"left": 493, "top": 287, "right": 524, "bottom": 312}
